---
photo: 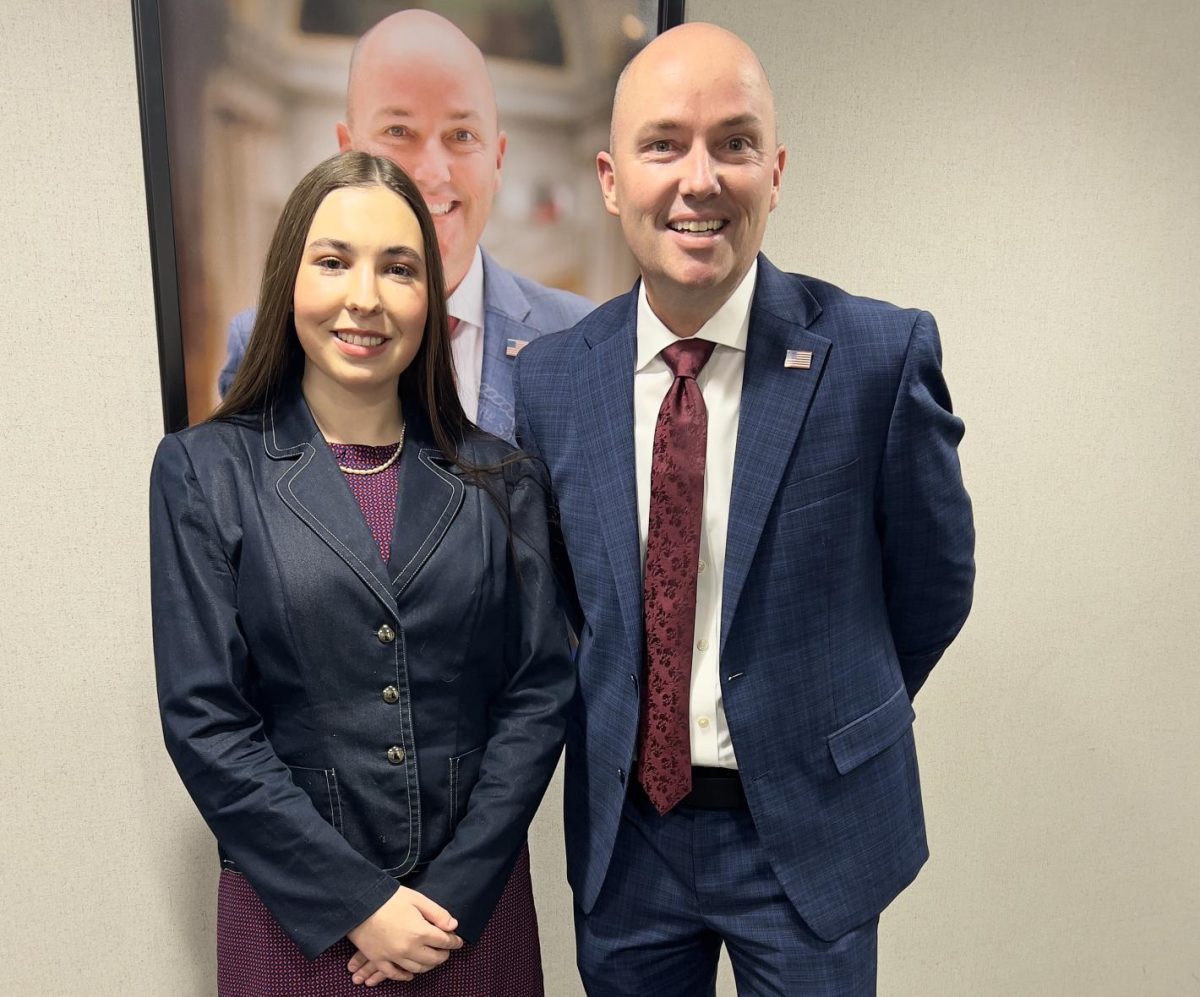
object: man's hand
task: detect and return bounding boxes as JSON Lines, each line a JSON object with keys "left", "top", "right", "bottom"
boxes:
{"left": 345, "top": 886, "right": 463, "bottom": 985}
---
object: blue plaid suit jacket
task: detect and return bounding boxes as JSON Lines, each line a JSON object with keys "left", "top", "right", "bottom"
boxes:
{"left": 513, "top": 255, "right": 974, "bottom": 941}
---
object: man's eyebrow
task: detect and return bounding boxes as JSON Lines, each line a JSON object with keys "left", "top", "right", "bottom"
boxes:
{"left": 373, "top": 108, "right": 483, "bottom": 123}
{"left": 716, "top": 113, "right": 765, "bottom": 131}
{"left": 636, "top": 119, "right": 682, "bottom": 135}
{"left": 375, "top": 107, "right": 415, "bottom": 119}
{"left": 634, "top": 113, "right": 765, "bottom": 139}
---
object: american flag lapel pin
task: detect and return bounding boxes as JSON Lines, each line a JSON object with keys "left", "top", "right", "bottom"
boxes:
{"left": 784, "top": 349, "right": 813, "bottom": 369}
{"left": 506, "top": 338, "right": 529, "bottom": 358}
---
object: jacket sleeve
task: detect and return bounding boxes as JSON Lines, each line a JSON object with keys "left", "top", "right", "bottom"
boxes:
{"left": 876, "top": 312, "right": 976, "bottom": 698}
{"left": 149, "top": 433, "right": 397, "bottom": 958}
{"left": 409, "top": 457, "right": 575, "bottom": 940}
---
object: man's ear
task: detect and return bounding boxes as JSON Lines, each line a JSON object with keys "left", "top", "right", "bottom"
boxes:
{"left": 769, "top": 144, "right": 786, "bottom": 211}
{"left": 335, "top": 122, "right": 353, "bottom": 153}
{"left": 494, "top": 131, "right": 508, "bottom": 192}
{"left": 596, "top": 151, "right": 619, "bottom": 217}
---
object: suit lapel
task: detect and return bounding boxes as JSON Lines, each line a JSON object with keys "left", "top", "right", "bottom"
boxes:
{"left": 266, "top": 383, "right": 400, "bottom": 619}
{"left": 478, "top": 253, "right": 532, "bottom": 441}
{"left": 579, "top": 291, "right": 644, "bottom": 666}
{"left": 264, "top": 384, "right": 465, "bottom": 618}
{"left": 387, "top": 403, "right": 465, "bottom": 598}
{"left": 721, "top": 259, "right": 831, "bottom": 653}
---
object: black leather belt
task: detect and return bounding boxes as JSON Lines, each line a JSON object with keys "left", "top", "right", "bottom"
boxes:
{"left": 679, "top": 767, "right": 747, "bottom": 810}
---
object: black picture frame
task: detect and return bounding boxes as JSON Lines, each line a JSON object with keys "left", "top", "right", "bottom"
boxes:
{"left": 132, "top": 0, "right": 687, "bottom": 433}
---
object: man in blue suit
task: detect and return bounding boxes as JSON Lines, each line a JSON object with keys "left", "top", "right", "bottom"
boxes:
{"left": 514, "top": 22, "right": 974, "bottom": 996}
{"left": 220, "top": 11, "right": 590, "bottom": 442}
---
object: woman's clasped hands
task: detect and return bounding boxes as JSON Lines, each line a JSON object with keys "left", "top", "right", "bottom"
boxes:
{"left": 346, "top": 886, "right": 463, "bottom": 986}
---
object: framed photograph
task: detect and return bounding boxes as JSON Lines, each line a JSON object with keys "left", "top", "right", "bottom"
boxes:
{"left": 134, "top": 0, "right": 687, "bottom": 430}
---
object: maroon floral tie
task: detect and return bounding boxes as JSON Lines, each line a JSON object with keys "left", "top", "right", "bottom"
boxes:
{"left": 638, "top": 337, "right": 716, "bottom": 815}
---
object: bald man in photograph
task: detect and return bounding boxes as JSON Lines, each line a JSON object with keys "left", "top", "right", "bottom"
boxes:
{"left": 514, "top": 23, "right": 974, "bottom": 996}
{"left": 221, "top": 11, "right": 591, "bottom": 442}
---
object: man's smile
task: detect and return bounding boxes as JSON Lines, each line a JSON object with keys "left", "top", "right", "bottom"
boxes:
{"left": 667, "top": 218, "right": 727, "bottom": 234}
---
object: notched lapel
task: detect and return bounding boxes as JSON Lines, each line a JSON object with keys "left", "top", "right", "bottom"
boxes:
{"left": 388, "top": 440, "right": 465, "bottom": 598}
{"left": 721, "top": 265, "right": 831, "bottom": 653}
{"left": 478, "top": 254, "right": 533, "bottom": 441}
{"left": 579, "top": 300, "right": 644, "bottom": 666}
{"left": 266, "top": 391, "right": 400, "bottom": 618}
{"left": 478, "top": 311, "right": 531, "bottom": 441}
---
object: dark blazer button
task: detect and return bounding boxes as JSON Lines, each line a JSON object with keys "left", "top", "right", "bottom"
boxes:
{"left": 617, "top": 767, "right": 626, "bottom": 784}
{"left": 381, "top": 685, "right": 399, "bottom": 704}
{"left": 386, "top": 745, "right": 405, "bottom": 765}
{"left": 377, "top": 624, "right": 396, "bottom": 644}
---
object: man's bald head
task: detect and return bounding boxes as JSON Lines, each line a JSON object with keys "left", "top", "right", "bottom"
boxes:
{"left": 610, "top": 23, "right": 777, "bottom": 151}
{"left": 346, "top": 10, "right": 498, "bottom": 131}
{"left": 336, "top": 10, "right": 506, "bottom": 295}
{"left": 597, "top": 22, "right": 785, "bottom": 336}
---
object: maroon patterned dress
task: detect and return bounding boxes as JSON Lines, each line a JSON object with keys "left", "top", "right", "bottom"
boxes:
{"left": 215, "top": 442, "right": 544, "bottom": 996}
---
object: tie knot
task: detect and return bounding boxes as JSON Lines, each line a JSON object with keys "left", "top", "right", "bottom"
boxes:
{"left": 661, "top": 338, "right": 716, "bottom": 380}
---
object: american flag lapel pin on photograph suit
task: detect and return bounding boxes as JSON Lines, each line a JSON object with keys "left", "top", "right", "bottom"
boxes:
{"left": 506, "top": 338, "right": 529, "bottom": 358}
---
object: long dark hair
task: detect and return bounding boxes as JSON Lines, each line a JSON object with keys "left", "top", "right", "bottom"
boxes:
{"left": 211, "top": 151, "right": 474, "bottom": 467}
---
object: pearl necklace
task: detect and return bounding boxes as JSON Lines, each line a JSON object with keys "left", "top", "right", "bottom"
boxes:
{"left": 335, "top": 423, "right": 405, "bottom": 476}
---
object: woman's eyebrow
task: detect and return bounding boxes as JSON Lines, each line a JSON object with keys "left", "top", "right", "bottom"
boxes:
{"left": 305, "top": 238, "right": 421, "bottom": 262}
{"left": 381, "top": 245, "right": 422, "bottom": 262}
{"left": 307, "top": 237, "right": 353, "bottom": 252}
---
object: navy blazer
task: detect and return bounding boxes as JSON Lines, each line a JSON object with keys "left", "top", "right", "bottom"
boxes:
{"left": 513, "top": 255, "right": 974, "bottom": 941}
{"left": 149, "top": 381, "right": 574, "bottom": 958}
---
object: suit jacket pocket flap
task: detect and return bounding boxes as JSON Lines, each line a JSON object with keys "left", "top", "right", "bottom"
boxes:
{"left": 778, "top": 457, "right": 860, "bottom": 516}
{"left": 826, "top": 685, "right": 914, "bottom": 775}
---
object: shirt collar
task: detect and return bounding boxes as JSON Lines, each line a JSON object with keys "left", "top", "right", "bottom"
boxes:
{"left": 635, "top": 259, "right": 757, "bottom": 372}
{"left": 445, "top": 246, "right": 485, "bottom": 331}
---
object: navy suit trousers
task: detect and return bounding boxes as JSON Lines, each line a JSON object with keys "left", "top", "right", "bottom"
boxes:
{"left": 575, "top": 788, "right": 879, "bottom": 997}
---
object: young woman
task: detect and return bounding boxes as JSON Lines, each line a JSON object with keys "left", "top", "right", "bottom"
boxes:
{"left": 150, "top": 152, "right": 574, "bottom": 994}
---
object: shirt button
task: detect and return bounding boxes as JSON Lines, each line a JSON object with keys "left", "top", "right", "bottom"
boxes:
{"left": 697, "top": 638, "right": 709, "bottom": 652}
{"left": 377, "top": 624, "right": 396, "bottom": 644}
{"left": 697, "top": 716, "right": 711, "bottom": 729}
{"left": 698, "top": 559, "right": 707, "bottom": 574}
{"left": 386, "top": 745, "right": 405, "bottom": 765}
{"left": 381, "top": 685, "right": 399, "bottom": 704}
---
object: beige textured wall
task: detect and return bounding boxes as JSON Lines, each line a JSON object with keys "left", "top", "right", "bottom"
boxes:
{"left": 0, "top": 2, "right": 215, "bottom": 994}
{"left": 1, "top": 0, "right": 1197, "bottom": 995}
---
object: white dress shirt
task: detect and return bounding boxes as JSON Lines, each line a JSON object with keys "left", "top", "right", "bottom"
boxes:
{"left": 634, "top": 261, "right": 757, "bottom": 769}
{"left": 446, "top": 247, "right": 486, "bottom": 423}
